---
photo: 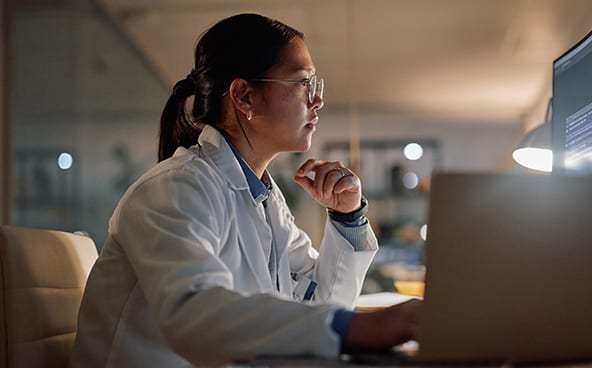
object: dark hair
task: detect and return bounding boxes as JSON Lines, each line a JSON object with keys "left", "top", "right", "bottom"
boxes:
{"left": 158, "top": 13, "right": 304, "bottom": 162}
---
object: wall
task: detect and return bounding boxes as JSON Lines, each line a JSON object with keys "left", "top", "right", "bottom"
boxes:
{"left": 288, "top": 112, "right": 524, "bottom": 244}
{"left": 1, "top": 0, "right": 11, "bottom": 224}
{"left": 10, "top": 2, "right": 525, "bottom": 249}
{"left": 12, "top": 3, "right": 167, "bottom": 246}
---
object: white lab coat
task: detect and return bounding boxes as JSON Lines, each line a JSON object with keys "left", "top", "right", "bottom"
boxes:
{"left": 70, "top": 125, "right": 378, "bottom": 367}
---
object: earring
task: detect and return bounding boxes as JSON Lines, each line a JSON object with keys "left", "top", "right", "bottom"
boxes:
{"left": 246, "top": 110, "right": 253, "bottom": 121}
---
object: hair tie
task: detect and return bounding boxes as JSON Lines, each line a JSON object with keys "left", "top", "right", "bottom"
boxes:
{"left": 172, "top": 74, "right": 196, "bottom": 98}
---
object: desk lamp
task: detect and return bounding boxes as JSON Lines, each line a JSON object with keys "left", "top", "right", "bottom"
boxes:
{"left": 512, "top": 99, "right": 552, "bottom": 173}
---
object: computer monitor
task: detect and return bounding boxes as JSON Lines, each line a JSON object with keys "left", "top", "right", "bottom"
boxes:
{"left": 552, "top": 30, "right": 592, "bottom": 175}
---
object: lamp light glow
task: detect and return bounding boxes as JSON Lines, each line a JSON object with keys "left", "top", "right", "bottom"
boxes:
{"left": 419, "top": 224, "right": 428, "bottom": 241}
{"left": 404, "top": 143, "right": 423, "bottom": 160}
{"left": 57, "top": 152, "right": 73, "bottom": 170}
{"left": 512, "top": 148, "right": 553, "bottom": 172}
{"left": 402, "top": 172, "right": 419, "bottom": 189}
{"left": 512, "top": 98, "right": 553, "bottom": 173}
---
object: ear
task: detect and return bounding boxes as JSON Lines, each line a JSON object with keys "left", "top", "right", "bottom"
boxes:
{"left": 228, "top": 78, "right": 253, "bottom": 119}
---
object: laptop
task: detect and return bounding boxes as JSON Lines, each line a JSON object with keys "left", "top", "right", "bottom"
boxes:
{"left": 350, "top": 172, "right": 592, "bottom": 365}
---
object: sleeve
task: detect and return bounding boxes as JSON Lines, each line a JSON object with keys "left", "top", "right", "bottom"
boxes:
{"left": 281, "top": 204, "right": 379, "bottom": 309}
{"left": 113, "top": 169, "right": 343, "bottom": 365}
{"left": 331, "top": 308, "right": 355, "bottom": 345}
{"left": 312, "top": 219, "right": 378, "bottom": 307}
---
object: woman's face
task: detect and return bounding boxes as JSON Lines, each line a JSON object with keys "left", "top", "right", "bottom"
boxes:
{"left": 250, "top": 37, "right": 324, "bottom": 154}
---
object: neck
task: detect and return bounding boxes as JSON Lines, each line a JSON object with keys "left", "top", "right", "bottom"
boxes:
{"left": 219, "top": 107, "right": 276, "bottom": 178}
{"left": 226, "top": 134, "right": 275, "bottom": 179}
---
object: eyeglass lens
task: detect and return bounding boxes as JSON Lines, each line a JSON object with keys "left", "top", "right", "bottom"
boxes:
{"left": 309, "top": 75, "right": 324, "bottom": 103}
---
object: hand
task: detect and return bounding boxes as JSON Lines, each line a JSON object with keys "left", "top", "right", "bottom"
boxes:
{"left": 345, "top": 299, "right": 422, "bottom": 352}
{"left": 293, "top": 159, "right": 362, "bottom": 213}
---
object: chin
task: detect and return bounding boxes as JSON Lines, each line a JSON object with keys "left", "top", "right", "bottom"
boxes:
{"left": 292, "top": 141, "right": 312, "bottom": 153}
{"left": 301, "top": 137, "right": 313, "bottom": 151}
{"left": 285, "top": 133, "right": 313, "bottom": 152}
{"left": 291, "top": 146, "right": 310, "bottom": 153}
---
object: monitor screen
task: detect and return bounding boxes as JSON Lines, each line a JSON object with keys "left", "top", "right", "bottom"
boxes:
{"left": 552, "top": 30, "right": 592, "bottom": 175}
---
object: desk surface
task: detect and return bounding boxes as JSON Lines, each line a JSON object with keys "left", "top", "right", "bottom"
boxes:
{"left": 237, "top": 292, "right": 591, "bottom": 367}
{"left": 238, "top": 355, "right": 592, "bottom": 367}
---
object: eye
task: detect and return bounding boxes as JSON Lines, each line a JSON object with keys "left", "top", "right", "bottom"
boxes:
{"left": 299, "top": 78, "right": 311, "bottom": 86}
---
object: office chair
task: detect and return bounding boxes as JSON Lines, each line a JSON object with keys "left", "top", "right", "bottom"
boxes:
{"left": 0, "top": 225, "right": 98, "bottom": 368}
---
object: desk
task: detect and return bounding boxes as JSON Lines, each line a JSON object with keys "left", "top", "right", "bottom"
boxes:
{"left": 233, "top": 293, "right": 591, "bottom": 367}
{"left": 241, "top": 355, "right": 592, "bottom": 367}
{"left": 355, "top": 291, "right": 419, "bottom": 311}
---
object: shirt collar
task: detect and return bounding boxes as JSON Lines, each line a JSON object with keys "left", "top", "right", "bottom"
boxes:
{"left": 227, "top": 140, "right": 272, "bottom": 202}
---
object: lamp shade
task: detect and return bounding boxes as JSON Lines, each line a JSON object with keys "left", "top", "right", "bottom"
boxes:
{"left": 512, "top": 99, "right": 553, "bottom": 172}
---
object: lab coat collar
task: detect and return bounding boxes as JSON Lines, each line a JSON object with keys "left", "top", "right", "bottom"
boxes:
{"left": 192, "top": 126, "right": 273, "bottom": 207}
{"left": 227, "top": 140, "right": 271, "bottom": 204}
{"left": 191, "top": 125, "right": 250, "bottom": 188}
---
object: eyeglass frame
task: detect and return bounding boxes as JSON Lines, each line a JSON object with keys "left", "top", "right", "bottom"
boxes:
{"left": 249, "top": 74, "right": 324, "bottom": 103}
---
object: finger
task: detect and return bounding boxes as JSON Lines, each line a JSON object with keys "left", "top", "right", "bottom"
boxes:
{"left": 295, "top": 158, "right": 327, "bottom": 178}
{"left": 293, "top": 174, "right": 314, "bottom": 193}
{"left": 313, "top": 162, "right": 346, "bottom": 199}
{"left": 330, "top": 173, "right": 361, "bottom": 195}
{"left": 295, "top": 160, "right": 359, "bottom": 203}
{"left": 295, "top": 159, "right": 328, "bottom": 200}
{"left": 322, "top": 167, "right": 350, "bottom": 196}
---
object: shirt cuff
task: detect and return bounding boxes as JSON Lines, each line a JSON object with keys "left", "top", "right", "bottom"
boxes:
{"left": 335, "top": 215, "right": 368, "bottom": 228}
{"left": 331, "top": 217, "right": 371, "bottom": 251}
{"left": 331, "top": 308, "right": 355, "bottom": 347}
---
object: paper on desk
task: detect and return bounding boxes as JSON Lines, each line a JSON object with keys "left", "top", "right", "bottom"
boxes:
{"left": 355, "top": 292, "right": 421, "bottom": 311}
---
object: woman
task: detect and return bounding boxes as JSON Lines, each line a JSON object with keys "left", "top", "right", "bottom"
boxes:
{"left": 70, "top": 13, "right": 420, "bottom": 367}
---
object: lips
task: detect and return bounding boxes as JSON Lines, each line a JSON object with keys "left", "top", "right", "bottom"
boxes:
{"left": 306, "top": 116, "right": 319, "bottom": 130}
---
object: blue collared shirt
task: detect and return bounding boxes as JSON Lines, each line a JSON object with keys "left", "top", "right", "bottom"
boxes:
{"left": 228, "top": 143, "right": 271, "bottom": 202}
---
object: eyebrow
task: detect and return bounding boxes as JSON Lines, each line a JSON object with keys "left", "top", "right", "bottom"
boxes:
{"left": 294, "top": 67, "right": 316, "bottom": 77}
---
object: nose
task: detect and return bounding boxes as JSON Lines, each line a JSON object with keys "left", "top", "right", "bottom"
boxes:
{"left": 311, "top": 93, "right": 324, "bottom": 111}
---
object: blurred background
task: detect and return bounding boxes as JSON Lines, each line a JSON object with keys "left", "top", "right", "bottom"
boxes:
{"left": 2, "top": 0, "right": 592, "bottom": 294}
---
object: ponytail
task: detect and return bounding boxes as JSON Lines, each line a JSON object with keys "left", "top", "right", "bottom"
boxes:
{"left": 158, "top": 76, "right": 201, "bottom": 162}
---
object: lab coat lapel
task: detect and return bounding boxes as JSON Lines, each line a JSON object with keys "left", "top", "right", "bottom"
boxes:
{"left": 236, "top": 193, "right": 277, "bottom": 293}
{"left": 196, "top": 126, "right": 277, "bottom": 294}
{"left": 262, "top": 189, "right": 294, "bottom": 296}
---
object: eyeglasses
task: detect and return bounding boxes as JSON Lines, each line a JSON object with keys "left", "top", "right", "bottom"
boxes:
{"left": 250, "top": 74, "right": 324, "bottom": 103}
